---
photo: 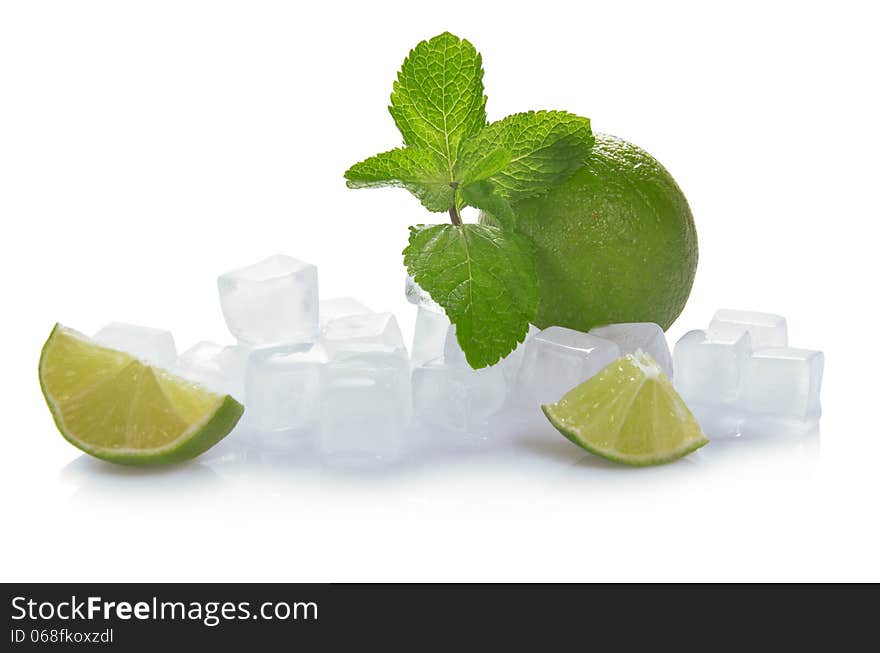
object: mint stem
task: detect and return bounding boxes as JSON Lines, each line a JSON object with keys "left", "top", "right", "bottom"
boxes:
{"left": 448, "top": 205, "right": 462, "bottom": 226}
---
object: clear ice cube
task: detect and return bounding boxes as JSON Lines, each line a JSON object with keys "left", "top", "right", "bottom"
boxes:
{"left": 673, "top": 327, "right": 752, "bottom": 406}
{"left": 410, "top": 305, "right": 449, "bottom": 369}
{"left": 93, "top": 322, "right": 177, "bottom": 369}
{"left": 412, "top": 356, "right": 507, "bottom": 433}
{"left": 516, "top": 326, "right": 621, "bottom": 405}
{"left": 589, "top": 322, "right": 673, "bottom": 377}
{"left": 442, "top": 325, "right": 467, "bottom": 367}
{"left": 245, "top": 343, "right": 327, "bottom": 432}
{"left": 687, "top": 403, "right": 745, "bottom": 439}
{"left": 318, "top": 297, "right": 372, "bottom": 328}
{"left": 319, "top": 351, "right": 411, "bottom": 462}
{"left": 174, "top": 341, "right": 248, "bottom": 399}
{"left": 217, "top": 254, "right": 318, "bottom": 346}
{"left": 322, "top": 312, "right": 407, "bottom": 359}
{"left": 405, "top": 275, "right": 442, "bottom": 312}
{"left": 742, "top": 348, "right": 823, "bottom": 421}
{"left": 709, "top": 309, "right": 787, "bottom": 349}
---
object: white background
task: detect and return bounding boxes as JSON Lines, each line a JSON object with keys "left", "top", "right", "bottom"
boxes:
{"left": 1, "top": 1, "right": 878, "bottom": 582}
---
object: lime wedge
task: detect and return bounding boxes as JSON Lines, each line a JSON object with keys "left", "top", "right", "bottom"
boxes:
{"left": 542, "top": 351, "right": 708, "bottom": 466}
{"left": 39, "top": 324, "right": 243, "bottom": 465}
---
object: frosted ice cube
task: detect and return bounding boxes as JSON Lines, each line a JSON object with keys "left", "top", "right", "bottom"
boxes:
{"left": 673, "top": 327, "right": 751, "bottom": 405}
{"left": 516, "top": 327, "right": 621, "bottom": 405}
{"left": 323, "top": 312, "right": 406, "bottom": 359}
{"left": 93, "top": 322, "right": 177, "bottom": 369}
{"left": 319, "top": 351, "right": 411, "bottom": 463}
{"left": 319, "top": 297, "right": 372, "bottom": 328}
{"left": 412, "top": 356, "right": 507, "bottom": 433}
{"left": 589, "top": 322, "right": 673, "bottom": 377}
{"left": 174, "top": 341, "right": 249, "bottom": 399}
{"left": 410, "top": 305, "right": 450, "bottom": 368}
{"left": 217, "top": 254, "right": 318, "bottom": 346}
{"left": 742, "top": 348, "right": 823, "bottom": 421}
{"left": 405, "top": 275, "right": 442, "bottom": 312}
{"left": 245, "top": 343, "right": 327, "bottom": 432}
{"left": 709, "top": 309, "right": 787, "bottom": 349}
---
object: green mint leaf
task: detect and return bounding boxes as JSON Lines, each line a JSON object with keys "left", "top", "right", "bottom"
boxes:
{"left": 459, "top": 110, "right": 594, "bottom": 202}
{"left": 455, "top": 147, "right": 510, "bottom": 185}
{"left": 344, "top": 147, "right": 454, "bottom": 212}
{"left": 389, "top": 32, "right": 487, "bottom": 178}
{"left": 403, "top": 223, "right": 537, "bottom": 369}
{"left": 458, "top": 180, "right": 515, "bottom": 228}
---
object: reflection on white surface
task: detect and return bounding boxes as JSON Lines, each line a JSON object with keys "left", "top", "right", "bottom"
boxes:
{"left": 60, "top": 454, "right": 226, "bottom": 507}
{"left": 58, "top": 414, "right": 821, "bottom": 506}
{"left": 46, "top": 414, "right": 828, "bottom": 583}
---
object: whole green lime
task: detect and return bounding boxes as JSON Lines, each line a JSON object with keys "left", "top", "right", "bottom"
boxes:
{"left": 485, "top": 133, "right": 698, "bottom": 331}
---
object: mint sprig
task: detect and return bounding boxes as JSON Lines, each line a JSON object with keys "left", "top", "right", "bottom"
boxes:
{"left": 344, "top": 32, "right": 594, "bottom": 368}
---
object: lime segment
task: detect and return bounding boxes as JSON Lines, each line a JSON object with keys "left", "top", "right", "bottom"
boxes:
{"left": 39, "top": 324, "right": 243, "bottom": 465}
{"left": 542, "top": 351, "right": 707, "bottom": 466}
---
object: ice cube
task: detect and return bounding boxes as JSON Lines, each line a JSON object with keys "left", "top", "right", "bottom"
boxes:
{"left": 516, "top": 327, "right": 621, "bottom": 405}
{"left": 673, "top": 327, "right": 752, "bottom": 406}
{"left": 93, "top": 322, "right": 177, "bottom": 369}
{"left": 319, "top": 351, "right": 411, "bottom": 463}
{"left": 742, "top": 348, "right": 823, "bottom": 422}
{"left": 323, "top": 312, "right": 406, "bottom": 359}
{"left": 442, "top": 325, "right": 467, "bottom": 367}
{"left": 687, "top": 403, "right": 745, "bottom": 439}
{"left": 589, "top": 322, "right": 673, "bottom": 377}
{"left": 709, "top": 309, "right": 787, "bottom": 349}
{"left": 318, "top": 297, "right": 372, "bottom": 328}
{"left": 405, "top": 275, "right": 442, "bottom": 312}
{"left": 217, "top": 254, "right": 318, "bottom": 346}
{"left": 245, "top": 343, "right": 327, "bottom": 432}
{"left": 412, "top": 356, "right": 507, "bottom": 434}
{"left": 410, "top": 305, "right": 450, "bottom": 368}
{"left": 443, "top": 323, "right": 539, "bottom": 385}
{"left": 174, "top": 341, "right": 249, "bottom": 399}
{"left": 497, "top": 324, "right": 540, "bottom": 385}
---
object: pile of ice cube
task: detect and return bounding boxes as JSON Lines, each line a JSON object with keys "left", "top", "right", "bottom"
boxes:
{"left": 214, "top": 255, "right": 410, "bottom": 463}
{"left": 673, "top": 310, "right": 823, "bottom": 435}
{"left": 90, "top": 253, "right": 823, "bottom": 464}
